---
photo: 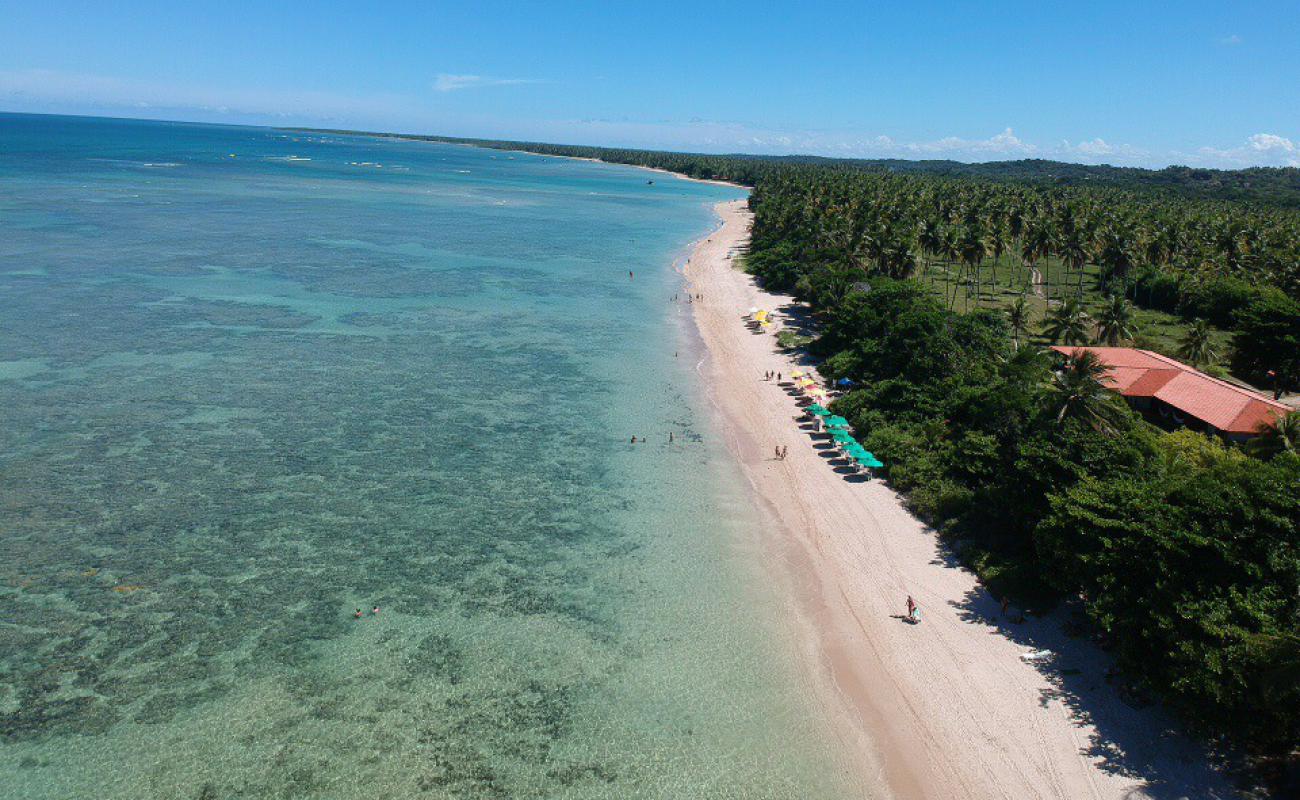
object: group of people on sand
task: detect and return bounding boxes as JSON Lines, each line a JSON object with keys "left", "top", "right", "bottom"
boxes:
{"left": 760, "top": 320, "right": 926, "bottom": 628}
{"left": 673, "top": 293, "right": 704, "bottom": 302}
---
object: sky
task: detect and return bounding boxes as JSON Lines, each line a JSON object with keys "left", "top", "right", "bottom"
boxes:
{"left": 1, "top": 1, "right": 1297, "bottom": 169}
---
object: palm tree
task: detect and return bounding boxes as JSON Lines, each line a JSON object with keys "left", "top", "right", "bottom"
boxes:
{"left": 1177, "top": 319, "right": 1218, "bottom": 368}
{"left": 1059, "top": 230, "right": 1092, "bottom": 301}
{"left": 1006, "top": 295, "right": 1032, "bottom": 350}
{"left": 957, "top": 225, "right": 990, "bottom": 309}
{"left": 1041, "top": 298, "right": 1091, "bottom": 346}
{"left": 1049, "top": 350, "right": 1120, "bottom": 432}
{"left": 1020, "top": 224, "right": 1055, "bottom": 300}
{"left": 1094, "top": 295, "right": 1138, "bottom": 346}
{"left": 1246, "top": 412, "right": 1300, "bottom": 459}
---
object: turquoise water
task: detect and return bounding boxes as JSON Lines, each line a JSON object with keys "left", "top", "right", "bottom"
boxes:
{"left": 0, "top": 114, "right": 855, "bottom": 798}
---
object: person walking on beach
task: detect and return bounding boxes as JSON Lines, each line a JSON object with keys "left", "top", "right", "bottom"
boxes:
{"left": 906, "top": 595, "right": 916, "bottom": 621}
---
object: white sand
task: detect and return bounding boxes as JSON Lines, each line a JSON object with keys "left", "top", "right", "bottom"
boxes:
{"left": 683, "top": 199, "right": 1233, "bottom": 800}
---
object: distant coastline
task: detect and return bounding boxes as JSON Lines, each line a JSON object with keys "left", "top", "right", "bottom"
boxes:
{"left": 281, "top": 125, "right": 750, "bottom": 190}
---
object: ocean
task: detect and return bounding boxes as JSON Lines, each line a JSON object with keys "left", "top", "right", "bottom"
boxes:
{"left": 0, "top": 114, "right": 854, "bottom": 799}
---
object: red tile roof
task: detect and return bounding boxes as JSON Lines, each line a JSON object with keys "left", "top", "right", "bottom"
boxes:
{"left": 1050, "top": 346, "right": 1290, "bottom": 435}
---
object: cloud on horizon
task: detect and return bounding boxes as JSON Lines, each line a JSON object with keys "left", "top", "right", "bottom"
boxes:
{"left": 432, "top": 73, "right": 541, "bottom": 92}
{"left": 1, "top": 68, "right": 1294, "bottom": 170}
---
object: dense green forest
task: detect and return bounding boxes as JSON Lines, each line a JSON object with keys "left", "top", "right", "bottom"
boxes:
{"left": 308, "top": 129, "right": 1300, "bottom": 758}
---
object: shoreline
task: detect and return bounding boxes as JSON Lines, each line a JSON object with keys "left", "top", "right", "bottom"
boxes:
{"left": 679, "top": 200, "right": 1231, "bottom": 800}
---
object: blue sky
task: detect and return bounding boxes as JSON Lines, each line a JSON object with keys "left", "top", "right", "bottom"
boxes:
{"left": 1, "top": 1, "right": 1297, "bottom": 168}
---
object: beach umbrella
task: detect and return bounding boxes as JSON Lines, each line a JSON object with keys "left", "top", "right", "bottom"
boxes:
{"left": 748, "top": 307, "right": 759, "bottom": 314}
{"left": 790, "top": 370, "right": 803, "bottom": 378}
{"left": 830, "top": 430, "right": 856, "bottom": 443}
{"left": 806, "top": 404, "right": 830, "bottom": 416}
{"left": 836, "top": 378, "right": 855, "bottom": 387}
{"left": 825, "top": 416, "right": 850, "bottom": 428}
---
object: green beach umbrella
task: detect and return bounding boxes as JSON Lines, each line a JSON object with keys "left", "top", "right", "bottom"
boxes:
{"left": 844, "top": 445, "right": 869, "bottom": 457}
{"left": 806, "top": 404, "right": 830, "bottom": 416}
{"left": 824, "top": 416, "right": 850, "bottom": 429}
{"left": 830, "top": 431, "right": 856, "bottom": 443}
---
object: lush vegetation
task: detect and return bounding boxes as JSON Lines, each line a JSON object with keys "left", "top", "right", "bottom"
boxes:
{"left": 304, "top": 128, "right": 1300, "bottom": 755}
{"left": 814, "top": 280, "right": 1298, "bottom": 753}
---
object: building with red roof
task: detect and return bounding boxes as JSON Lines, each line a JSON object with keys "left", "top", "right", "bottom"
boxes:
{"left": 1050, "top": 346, "right": 1291, "bottom": 441}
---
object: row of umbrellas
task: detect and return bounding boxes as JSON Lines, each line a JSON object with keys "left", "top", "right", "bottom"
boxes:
{"left": 790, "top": 369, "right": 829, "bottom": 406}
{"left": 805, "top": 403, "right": 884, "bottom": 469}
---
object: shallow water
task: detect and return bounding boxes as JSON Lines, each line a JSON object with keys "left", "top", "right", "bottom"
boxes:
{"left": 0, "top": 114, "right": 856, "bottom": 798}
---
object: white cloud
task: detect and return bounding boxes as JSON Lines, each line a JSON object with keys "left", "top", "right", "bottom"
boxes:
{"left": 1194, "top": 133, "right": 1299, "bottom": 168}
{"left": 1219, "top": 34, "right": 1243, "bottom": 46}
{"left": 432, "top": 73, "right": 539, "bottom": 92}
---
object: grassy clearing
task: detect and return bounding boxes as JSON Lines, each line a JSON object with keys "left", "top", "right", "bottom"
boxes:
{"left": 918, "top": 255, "right": 1240, "bottom": 379}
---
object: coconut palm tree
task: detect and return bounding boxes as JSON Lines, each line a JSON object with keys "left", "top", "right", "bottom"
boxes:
{"left": 958, "top": 225, "right": 990, "bottom": 309}
{"left": 1041, "top": 298, "right": 1091, "bottom": 346}
{"left": 1049, "top": 350, "right": 1120, "bottom": 432}
{"left": 1177, "top": 319, "right": 1218, "bottom": 368}
{"left": 1094, "top": 295, "right": 1139, "bottom": 346}
{"left": 1006, "top": 295, "right": 1032, "bottom": 350}
{"left": 1246, "top": 412, "right": 1300, "bottom": 459}
{"left": 1020, "top": 224, "right": 1055, "bottom": 300}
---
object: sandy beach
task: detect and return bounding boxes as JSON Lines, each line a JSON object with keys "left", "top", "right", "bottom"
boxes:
{"left": 682, "top": 199, "right": 1232, "bottom": 800}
